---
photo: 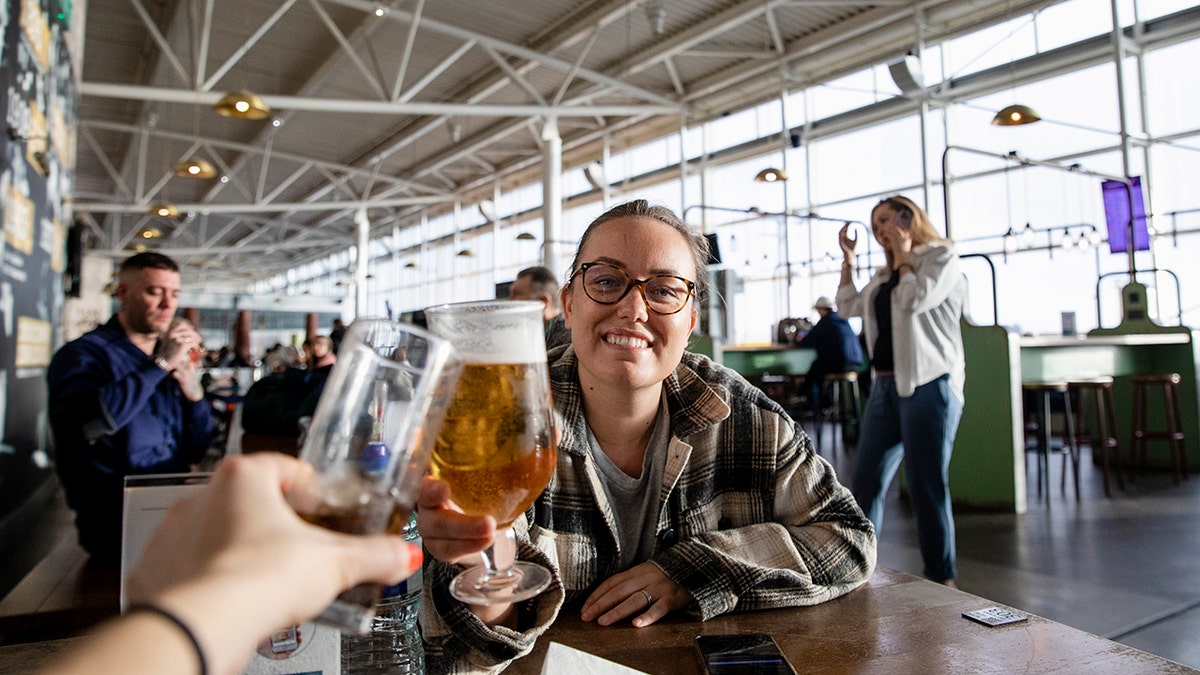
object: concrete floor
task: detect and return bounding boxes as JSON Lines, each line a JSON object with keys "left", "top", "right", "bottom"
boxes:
{"left": 818, "top": 425, "right": 1200, "bottom": 671}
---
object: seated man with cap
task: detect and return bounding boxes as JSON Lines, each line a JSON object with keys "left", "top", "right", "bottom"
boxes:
{"left": 798, "top": 296, "right": 864, "bottom": 411}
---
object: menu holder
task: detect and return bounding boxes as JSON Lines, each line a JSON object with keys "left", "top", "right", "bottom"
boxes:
{"left": 121, "top": 473, "right": 341, "bottom": 674}
{"left": 121, "top": 472, "right": 212, "bottom": 611}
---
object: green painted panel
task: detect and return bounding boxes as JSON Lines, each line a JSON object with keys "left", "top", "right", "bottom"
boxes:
{"left": 951, "top": 322, "right": 1024, "bottom": 511}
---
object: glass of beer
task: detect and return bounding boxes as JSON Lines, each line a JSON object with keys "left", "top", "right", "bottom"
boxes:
{"left": 288, "top": 319, "right": 463, "bottom": 633}
{"left": 425, "top": 300, "right": 558, "bottom": 606}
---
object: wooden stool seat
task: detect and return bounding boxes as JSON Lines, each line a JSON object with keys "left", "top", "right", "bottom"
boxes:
{"left": 1067, "top": 377, "right": 1123, "bottom": 497}
{"left": 1130, "top": 373, "right": 1188, "bottom": 485}
{"left": 1022, "top": 381, "right": 1080, "bottom": 502}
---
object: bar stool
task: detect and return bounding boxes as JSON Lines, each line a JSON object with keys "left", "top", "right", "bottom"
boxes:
{"left": 1022, "top": 381, "right": 1080, "bottom": 501}
{"left": 1067, "top": 377, "right": 1124, "bottom": 497}
{"left": 814, "top": 372, "right": 862, "bottom": 456}
{"left": 1130, "top": 373, "right": 1188, "bottom": 485}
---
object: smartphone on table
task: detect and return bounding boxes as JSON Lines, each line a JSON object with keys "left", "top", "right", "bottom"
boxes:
{"left": 694, "top": 633, "right": 797, "bottom": 675}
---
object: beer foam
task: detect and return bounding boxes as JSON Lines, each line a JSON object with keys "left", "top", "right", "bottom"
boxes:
{"left": 451, "top": 330, "right": 545, "bottom": 363}
{"left": 426, "top": 301, "right": 547, "bottom": 362}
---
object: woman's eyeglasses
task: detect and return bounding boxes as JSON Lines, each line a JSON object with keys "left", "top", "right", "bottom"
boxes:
{"left": 572, "top": 262, "right": 695, "bottom": 315}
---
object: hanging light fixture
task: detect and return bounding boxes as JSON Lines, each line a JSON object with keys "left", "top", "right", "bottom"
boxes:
{"left": 754, "top": 168, "right": 787, "bottom": 183}
{"left": 515, "top": 232, "right": 537, "bottom": 241}
{"left": 139, "top": 226, "right": 163, "bottom": 239}
{"left": 1077, "top": 229, "right": 1092, "bottom": 252}
{"left": 992, "top": 104, "right": 1041, "bottom": 126}
{"left": 1003, "top": 227, "right": 1017, "bottom": 253}
{"left": 404, "top": 261, "right": 418, "bottom": 269}
{"left": 148, "top": 203, "right": 180, "bottom": 218}
{"left": 456, "top": 249, "right": 475, "bottom": 258}
{"left": 1020, "top": 222, "right": 1036, "bottom": 247}
{"left": 1060, "top": 227, "right": 1076, "bottom": 249}
{"left": 213, "top": 89, "right": 271, "bottom": 120}
{"left": 173, "top": 158, "right": 217, "bottom": 179}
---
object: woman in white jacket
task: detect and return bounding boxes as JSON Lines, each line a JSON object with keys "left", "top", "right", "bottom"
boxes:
{"left": 836, "top": 195, "right": 965, "bottom": 586}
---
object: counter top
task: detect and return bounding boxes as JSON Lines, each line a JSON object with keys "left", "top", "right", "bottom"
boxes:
{"left": 1019, "top": 333, "right": 1191, "bottom": 348}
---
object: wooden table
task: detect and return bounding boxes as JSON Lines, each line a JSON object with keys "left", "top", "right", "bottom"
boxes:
{"left": 1, "top": 567, "right": 1194, "bottom": 673}
{"left": 509, "top": 566, "right": 1195, "bottom": 674}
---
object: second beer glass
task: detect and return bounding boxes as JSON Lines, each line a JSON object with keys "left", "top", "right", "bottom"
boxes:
{"left": 425, "top": 300, "right": 558, "bottom": 606}
{"left": 290, "top": 319, "right": 463, "bottom": 633}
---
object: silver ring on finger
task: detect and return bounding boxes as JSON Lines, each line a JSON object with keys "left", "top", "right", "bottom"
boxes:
{"left": 641, "top": 589, "right": 653, "bottom": 607}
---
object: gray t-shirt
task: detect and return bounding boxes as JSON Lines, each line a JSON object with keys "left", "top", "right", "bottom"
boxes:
{"left": 585, "top": 395, "right": 670, "bottom": 570}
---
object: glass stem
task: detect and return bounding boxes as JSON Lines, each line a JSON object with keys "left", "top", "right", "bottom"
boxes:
{"left": 480, "top": 527, "right": 517, "bottom": 584}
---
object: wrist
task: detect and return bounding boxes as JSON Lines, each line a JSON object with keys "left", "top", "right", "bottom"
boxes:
{"left": 125, "top": 603, "right": 208, "bottom": 675}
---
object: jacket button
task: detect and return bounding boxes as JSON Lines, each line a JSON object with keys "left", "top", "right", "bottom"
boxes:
{"left": 658, "top": 528, "right": 677, "bottom": 546}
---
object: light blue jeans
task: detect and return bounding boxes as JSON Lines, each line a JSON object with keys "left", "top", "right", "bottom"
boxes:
{"left": 850, "top": 374, "right": 963, "bottom": 582}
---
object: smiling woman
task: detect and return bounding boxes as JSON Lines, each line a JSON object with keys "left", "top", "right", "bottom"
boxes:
{"left": 417, "top": 200, "right": 877, "bottom": 673}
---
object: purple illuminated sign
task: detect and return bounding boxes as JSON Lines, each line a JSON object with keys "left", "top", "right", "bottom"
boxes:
{"left": 1101, "top": 176, "right": 1149, "bottom": 254}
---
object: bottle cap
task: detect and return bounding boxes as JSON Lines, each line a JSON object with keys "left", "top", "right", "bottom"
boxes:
{"left": 358, "top": 441, "right": 390, "bottom": 474}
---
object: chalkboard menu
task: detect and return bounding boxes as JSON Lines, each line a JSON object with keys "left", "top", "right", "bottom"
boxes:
{"left": 0, "top": 0, "right": 77, "bottom": 540}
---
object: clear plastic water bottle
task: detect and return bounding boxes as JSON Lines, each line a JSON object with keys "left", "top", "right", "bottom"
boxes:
{"left": 341, "top": 510, "right": 424, "bottom": 674}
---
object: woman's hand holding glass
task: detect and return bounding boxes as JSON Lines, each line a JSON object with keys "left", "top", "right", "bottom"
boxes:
{"left": 416, "top": 476, "right": 496, "bottom": 565}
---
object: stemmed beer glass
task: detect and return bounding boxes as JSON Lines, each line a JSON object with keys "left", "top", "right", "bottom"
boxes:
{"left": 288, "top": 319, "right": 463, "bottom": 634}
{"left": 425, "top": 301, "right": 558, "bottom": 606}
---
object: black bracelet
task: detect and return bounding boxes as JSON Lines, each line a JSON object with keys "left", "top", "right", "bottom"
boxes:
{"left": 127, "top": 603, "right": 208, "bottom": 675}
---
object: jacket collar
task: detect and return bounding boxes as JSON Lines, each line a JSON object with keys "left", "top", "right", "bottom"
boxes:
{"left": 549, "top": 347, "right": 730, "bottom": 459}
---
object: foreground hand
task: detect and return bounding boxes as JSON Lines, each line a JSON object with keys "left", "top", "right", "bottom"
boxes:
{"left": 127, "top": 454, "right": 421, "bottom": 675}
{"left": 417, "top": 476, "right": 495, "bottom": 566}
{"left": 581, "top": 562, "right": 692, "bottom": 628}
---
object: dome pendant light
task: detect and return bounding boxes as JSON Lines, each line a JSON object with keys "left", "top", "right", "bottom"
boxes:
{"left": 173, "top": 158, "right": 217, "bottom": 178}
{"left": 754, "top": 168, "right": 787, "bottom": 183}
{"left": 148, "top": 203, "right": 180, "bottom": 218}
{"left": 992, "top": 104, "right": 1041, "bottom": 126}
{"left": 213, "top": 89, "right": 272, "bottom": 120}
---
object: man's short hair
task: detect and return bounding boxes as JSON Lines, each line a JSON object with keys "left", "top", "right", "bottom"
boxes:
{"left": 515, "top": 266, "right": 559, "bottom": 295}
{"left": 120, "top": 251, "right": 179, "bottom": 275}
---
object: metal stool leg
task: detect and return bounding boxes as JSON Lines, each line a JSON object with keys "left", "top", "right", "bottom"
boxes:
{"left": 1100, "top": 385, "right": 1125, "bottom": 492}
{"left": 1061, "top": 389, "right": 1080, "bottom": 500}
{"left": 1038, "top": 390, "right": 1051, "bottom": 502}
{"left": 1165, "top": 382, "right": 1186, "bottom": 484}
{"left": 1130, "top": 381, "right": 1146, "bottom": 481}
{"left": 830, "top": 380, "right": 842, "bottom": 454}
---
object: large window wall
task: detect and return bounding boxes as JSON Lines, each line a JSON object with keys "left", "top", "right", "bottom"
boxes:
{"left": 261, "top": 0, "right": 1200, "bottom": 345}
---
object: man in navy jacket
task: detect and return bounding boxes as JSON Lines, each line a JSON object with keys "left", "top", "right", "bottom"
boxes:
{"left": 799, "top": 296, "right": 864, "bottom": 407}
{"left": 48, "top": 252, "right": 213, "bottom": 564}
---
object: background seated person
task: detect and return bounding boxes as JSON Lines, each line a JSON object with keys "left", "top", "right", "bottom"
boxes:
{"left": 240, "top": 337, "right": 336, "bottom": 454}
{"left": 508, "top": 265, "right": 571, "bottom": 349}
{"left": 47, "top": 252, "right": 212, "bottom": 564}
{"left": 417, "top": 200, "right": 876, "bottom": 672}
{"left": 798, "top": 296, "right": 864, "bottom": 411}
